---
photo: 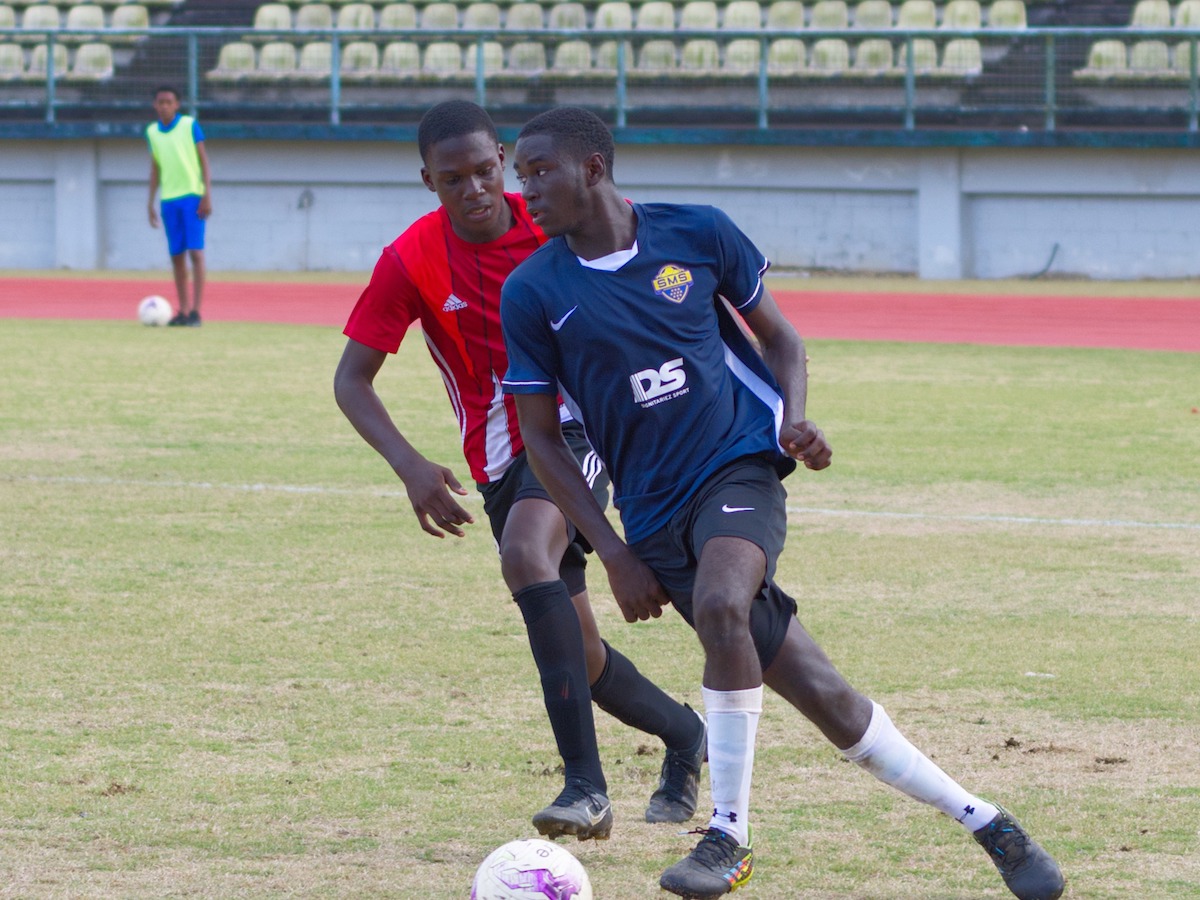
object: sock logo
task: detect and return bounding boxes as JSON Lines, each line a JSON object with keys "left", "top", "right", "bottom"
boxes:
{"left": 712, "top": 809, "right": 738, "bottom": 823}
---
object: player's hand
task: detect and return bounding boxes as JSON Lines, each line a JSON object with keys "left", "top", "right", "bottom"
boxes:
{"left": 782, "top": 419, "right": 832, "bottom": 470}
{"left": 603, "top": 549, "right": 672, "bottom": 623}
{"left": 399, "top": 458, "right": 475, "bottom": 539}
{"left": 148, "top": 204, "right": 159, "bottom": 228}
{"left": 198, "top": 195, "right": 212, "bottom": 220}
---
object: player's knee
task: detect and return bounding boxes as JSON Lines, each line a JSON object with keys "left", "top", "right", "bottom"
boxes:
{"left": 499, "top": 539, "right": 558, "bottom": 592}
{"left": 692, "top": 590, "right": 752, "bottom": 646}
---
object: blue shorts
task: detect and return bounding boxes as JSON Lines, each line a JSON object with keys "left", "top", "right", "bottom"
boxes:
{"left": 160, "top": 194, "right": 205, "bottom": 257}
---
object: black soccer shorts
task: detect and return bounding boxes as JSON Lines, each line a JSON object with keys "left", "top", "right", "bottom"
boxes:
{"left": 479, "top": 421, "right": 609, "bottom": 597}
{"left": 630, "top": 454, "right": 798, "bottom": 670}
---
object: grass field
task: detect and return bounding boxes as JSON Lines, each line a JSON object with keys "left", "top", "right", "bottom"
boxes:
{"left": 2, "top": 315, "right": 1198, "bottom": 899}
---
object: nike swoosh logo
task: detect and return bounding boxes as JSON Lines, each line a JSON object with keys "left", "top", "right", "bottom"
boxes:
{"left": 588, "top": 802, "right": 611, "bottom": 825}
{"left": 550, "top": 306, "right": 579, "bottom": 332}
{"left": 722, "top": 504, "right": 755, "bottom": 513}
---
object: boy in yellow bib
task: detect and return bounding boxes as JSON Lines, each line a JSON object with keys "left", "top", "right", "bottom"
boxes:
{"left": 146, "top": 86, "right": 212, "bottom": 326}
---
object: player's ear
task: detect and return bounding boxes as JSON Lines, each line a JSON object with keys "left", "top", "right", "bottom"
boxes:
{"left": 420, "top": 166, "right": 436, "bottom": 193}
{"left": 583, "top": 152, "right": 607, "bottom": 186}
{"left": 496, "top": 143, "right": 506, "bottom": 168}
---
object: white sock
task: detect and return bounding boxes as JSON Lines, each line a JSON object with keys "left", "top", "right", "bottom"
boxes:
{"left": 842, "top": 701, "right": 998, "bottom": 833}
{"left": 702, "top": 685, "right": 762, "bottom": 846}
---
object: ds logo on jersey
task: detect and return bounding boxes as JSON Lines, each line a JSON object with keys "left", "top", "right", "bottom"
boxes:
{"left": 630, "top": 358, "right": 690, "bottom": 407}
{"left": 652, "top": 265, "right": 694, "bottom": 303}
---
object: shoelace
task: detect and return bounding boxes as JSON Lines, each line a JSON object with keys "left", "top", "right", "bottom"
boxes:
{"left": 981, "top": 820, "right": 1030, "bottom": 873}
{"left": 683, "top": 828, "right": 741, "bottom": 867}
{"left": 553, "top": 779, "right": 600, "bottom": 809}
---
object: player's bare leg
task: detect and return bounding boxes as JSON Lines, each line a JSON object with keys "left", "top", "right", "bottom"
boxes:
{"left": 169, "top": 253, "right": 189, "bottom": 323}
{"left": 188, "top": 248, "right": 205, "bottom": 324}
{"left": 763, "top": 620, "right": 1063, "bottom": 899}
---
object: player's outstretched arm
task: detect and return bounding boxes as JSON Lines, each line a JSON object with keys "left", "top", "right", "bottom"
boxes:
{"left": 743, "top": 287, "right": 832, "bottom": 471}
{"left": 514, "top": 393, "right": 671, "bottom": 622}
{"left": 334, "top": 338, "right": 474, "bottom": 538}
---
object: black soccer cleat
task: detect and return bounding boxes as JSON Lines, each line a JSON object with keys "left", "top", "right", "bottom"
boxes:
{"left": 167, "top": 311, "right": 187, "bottom": 326}
{"left": 973, "top": 807, "right": 1065, "bottom": 900}
{"left": 646, "top": 706, "right": 706, "bottom": 824}
{"left": 186, "top": 310, "right": 201, "bottom": 327}
{"left": 659, "top": 827, "right": 753, "bottom": 899}
{"left": 531, "top": 778, "right": 613, "bottom": 841}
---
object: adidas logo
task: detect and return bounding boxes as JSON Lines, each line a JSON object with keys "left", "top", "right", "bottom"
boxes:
{"left": 442, "top": 294, "right": 468, "bottom": 313}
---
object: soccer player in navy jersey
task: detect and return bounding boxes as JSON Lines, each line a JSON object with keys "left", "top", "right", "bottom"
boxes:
{"left": 333, "top": 101, "right": 706, "bottom": 842}
{"left": 500, "top": 106, "right": 1065, "bottom": 900}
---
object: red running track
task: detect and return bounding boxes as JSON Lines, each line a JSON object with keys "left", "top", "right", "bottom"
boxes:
{"left": 2, "top": 277, "right": 1197, "bottom": 352}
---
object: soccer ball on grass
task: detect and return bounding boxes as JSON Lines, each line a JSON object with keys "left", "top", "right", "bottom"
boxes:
{"left": 137, "top": 295, "right": 173, "bottom": 326}
{"left": 471, "top": 838, "right": 592, "bottom": 900}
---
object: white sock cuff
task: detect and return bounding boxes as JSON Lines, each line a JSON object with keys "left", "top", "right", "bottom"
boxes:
{"left": 841, "top": 700, "right": 889, "bottom": 762}
{"left": 702, "top": 685, "right": 763, "bottom": 715}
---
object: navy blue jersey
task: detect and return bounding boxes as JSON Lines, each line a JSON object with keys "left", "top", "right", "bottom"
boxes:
{"left": 501, "top": 202, "right": 795, "bottom": 543}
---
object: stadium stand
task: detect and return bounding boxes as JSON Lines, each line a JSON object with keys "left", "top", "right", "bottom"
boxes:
{"left": 463, "top": 1, "right": 500, "bottom": 29}
{"left": 810, "top": 0, "right": 848, "bottom": 28}
{"left": 65, "top": 40, "right": 112, "bottom": 77}
{"left": 853, "top": 0, "right": 892, "bottom": 29}
{"left": 592, "top": 0, "right": 630, "bottom": 29}
{"left": 547, "top": 2, "right": 586, "bottom": 29}
{"left": 0, "top": 41, "right": 26, "bottom": 77}
{"left": 378, "top": 2, "right": 416, "bottom": 29}
{"left": 505, "top": 1, "right": 545, "bottom": 30}
{"left": 765, "top": 0, "right": 803, "bottom": 29}
{"left": 724, "top": 1, "right": 763, "bottom": 29}
{"left": 296, "top": 2, "right": 332, "bottom": 29}
{"left": 679, "top": 0, "right": 717, "bottom": 29}
{"left": 896, "top": 0, "right": 935, "bottom": 28}
{"left": 465, "top": 38, "right": 503, "bottom": 74}
{"left": 941, "top": 0, "right": 980, "bottom": 29}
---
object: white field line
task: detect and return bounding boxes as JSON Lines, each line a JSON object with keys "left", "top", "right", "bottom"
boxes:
{"left": 12, "top": 474, "right": 1200, "bottom": 532}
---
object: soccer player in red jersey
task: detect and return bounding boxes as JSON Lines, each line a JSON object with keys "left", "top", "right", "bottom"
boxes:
{"left": 334, "top": 101, "right": 705, "bottom": 840}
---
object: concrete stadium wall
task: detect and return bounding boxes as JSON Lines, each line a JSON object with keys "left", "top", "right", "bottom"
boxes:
{"left": 3, "top": 138, "right": 1199, "bottom": 279}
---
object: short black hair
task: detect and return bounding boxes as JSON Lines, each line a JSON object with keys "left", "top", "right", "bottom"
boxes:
{"left": 417, "top": 100, "right": 499, "bottom": 163}
{"left": 517, "top": 107, "right": 615, "bottom": 179}
{"left": 153, "top": 85, "right": 179, "bottom": 99}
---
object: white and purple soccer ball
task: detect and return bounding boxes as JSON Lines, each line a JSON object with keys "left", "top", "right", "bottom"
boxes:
{"left": 137, "top": 295, "right": 173, "bottom": 327}
{"left": 471, "top": 838, "right": 592, "bottom": 900}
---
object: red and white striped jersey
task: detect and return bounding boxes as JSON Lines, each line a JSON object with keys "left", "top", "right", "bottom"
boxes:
{"left": 343, "top": 193, "right": 548, "bottom": 484}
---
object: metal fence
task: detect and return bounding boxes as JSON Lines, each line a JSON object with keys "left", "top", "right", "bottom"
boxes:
{"left": 3, "top": 25, "right": 1198, "bottom": 133}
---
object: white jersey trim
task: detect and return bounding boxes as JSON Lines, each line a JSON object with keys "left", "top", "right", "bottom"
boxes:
{"left": 577, "top": 240, "right": 639, "bottom": 271}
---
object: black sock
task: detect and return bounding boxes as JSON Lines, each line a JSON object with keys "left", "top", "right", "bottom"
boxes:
{"left": 514, "top": 580, "right": 606, "bottom": 793}
{"left": 590, "top": 640, "right": 701, "bottom": 751}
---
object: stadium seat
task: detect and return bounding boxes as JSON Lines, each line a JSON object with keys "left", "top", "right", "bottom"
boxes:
{"left": 896, "top": 0, "right": 934, "bottom": 29}
{"left": 1172, "top": 40, "right": 1193, "bottom": 77}
{"left": 680, "top": 0, "right": 718, "bottom": 29}
{"left": 419, "top": 2, "right": 456, "bottom": 30}
{"left": 463, "top": 1, "right": 500, "bottom": 30}
{"left": 64, "top": 40, "right": 111, "bottom": 78}
{"left": 340, "top": 38, "right": 378, "bottom": 76}
{"left": 765, "top": 0, "right": 803, "bottom": 30}
{"left": 24, "top": 41, "right": 68, "bottom": 78}
{"left": 206, "top": 41, "right": 256, "bottom": 80}
{"left": 852, "top": 0, "right": 890, "bottom": 29}
{"left": 1130, "top": 0, "right": 1170, "bottom": 28}
{"left": 1175, "top": 0, "right": 1200, "bottom": 28}
{"left": 853, "top": 36, "right": 891, "bottom": 70}
{"left": 296, "top": 2, "right": 332, "bottom": 29}
{"left": 0, "top": 42, "right": 26, "bottom": 78}
{"left": 422, "top": 40, "right": 462, "bottom": 75}
{"left": 252, "top": 3, "right": 292, "bottom": 36}
{"left": 379, "top": 39, "right": 419, "bottom": 75}
{"left": 506, "top": 39, "right": 545, "bottom": 72}
{"left": 680, "top": 36, "right": 719, "bottom": 70}
{"left": 593, "top": 0, "right": 631, "bottom": 30}
{"left": 767, "top": 35, "right": 805, "bottom": 72}
{"left": 809, "top": 0, "right": 846, "bottom": 29}
{"left": 21, "top": 4, "right": 61, "bottom": 39}
{"left": 62, "top": 3, "right": 103, "bottom": 42}
{"left": 546, "top": 1, "right": 585, "bottom": 29}
{"left": 297, "top": 39, "right": 332, "bottom": 76}
{"left": 335, "top": 3, "right": 374, "bottom": 30}
{"left": 893, "top": 35, "right": 936, "bottom": 72}
{"left": 723, "top": 37, "right": 759, "bottom": 72}
{"left": 505, "top": 2, "right": 543, "bottom": 30}
{"left": 1076, "top": 39, "right": 1127, "bottom": 77}
{"left": 723, "top": 0, "right": 762, "bottom": 30}
{"left": 986, "top": 0, "right": 1024, "bottom": 29}
{"left": 464, "top": 39, "right": 502, "bottom": 73}
{"left": 253, "top": 40, "right": 297, "bottom": 77}
{"left": 109, "top": 3, "right": 148, "bottom": 41}
{"left": 941, "top": 0, "right": 980, "bottom": 29}
{"left": 378, "top": 3, "right": 416, "bottom": 30}
{"left": 635, "top": 37, "right": 677, "bottom": 71}
{"left": 809, "top": 36, "right": 848, "bottom": 71}
{"left": 1129, "top": 38, "right": 1170, "bottom": 74}
{"left": 636, "top": 0, "right": 675, "bottom": 30}
{"left": 551, "top": 38, "right": 592, "bottom": 73}
{"left": 594, "top": 38, "right": 633, "bottom": 70}
{"left": 0, "top": 5, "right": 16, "bottom": 27}
{"left": 938, "top": 35, "right": 980, "bottom": 73}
